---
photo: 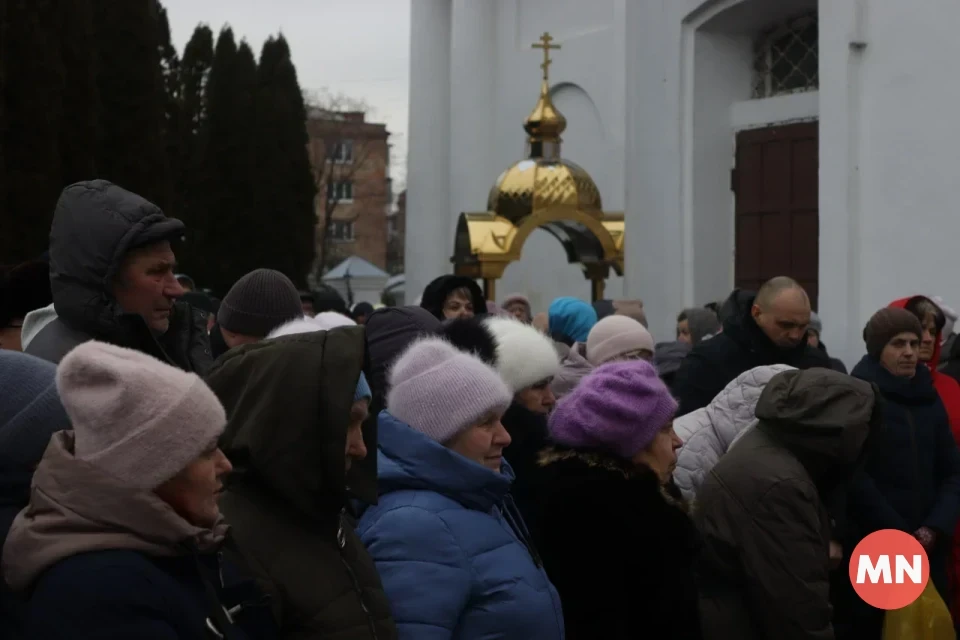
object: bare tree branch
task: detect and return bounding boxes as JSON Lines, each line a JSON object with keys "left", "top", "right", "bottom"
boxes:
{"left": 304, "top": 88, "right": 389, "bottom": 278}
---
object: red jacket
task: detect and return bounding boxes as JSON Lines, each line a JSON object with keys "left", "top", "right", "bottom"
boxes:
{"left": 890, "top": 296, "right": 960, "bottom": 619}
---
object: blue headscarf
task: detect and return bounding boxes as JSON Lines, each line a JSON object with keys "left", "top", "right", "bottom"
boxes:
{"left": 548, "top": 297, "right": 598, "bottom": 344}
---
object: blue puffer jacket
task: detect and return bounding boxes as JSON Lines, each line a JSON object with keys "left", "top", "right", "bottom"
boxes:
{"left": 357, "top": 412, "right": 565, "bottom": 640}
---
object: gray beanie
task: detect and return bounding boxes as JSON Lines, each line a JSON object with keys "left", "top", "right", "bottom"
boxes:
{"left": 808, "top": 311, "right": 823, "bottom": 336}
{"left": 218, "top": 269, "right": 303, "bottom": 337}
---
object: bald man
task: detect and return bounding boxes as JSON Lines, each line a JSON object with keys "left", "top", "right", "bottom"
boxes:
{"left": 674, "top": 277, "right": 832, "bottom": 416}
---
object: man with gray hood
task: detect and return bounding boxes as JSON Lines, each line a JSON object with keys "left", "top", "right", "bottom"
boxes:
{"left": 25, "top": 180, "right": 212, "bottom": 373}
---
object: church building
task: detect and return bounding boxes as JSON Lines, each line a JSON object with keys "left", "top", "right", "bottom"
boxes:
{"left": 405, "top": 0, "right": 960, "bottom": 363}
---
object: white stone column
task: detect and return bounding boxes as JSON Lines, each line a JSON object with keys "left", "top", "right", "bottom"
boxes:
{"left": 449, "top": 0, "right": 498, "bottom": 219}
{"left": 405, "top": 0, "right": 452, "bottom": 303}
{"left": 622, "top": 1, "right": 686, "bottom": 341}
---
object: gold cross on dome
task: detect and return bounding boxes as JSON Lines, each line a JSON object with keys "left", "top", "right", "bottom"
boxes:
{"left": 531, "top": 32, "right": 561, "bottom": 81}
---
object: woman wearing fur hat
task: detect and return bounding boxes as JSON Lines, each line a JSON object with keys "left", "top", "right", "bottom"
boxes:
{"left": 535, "top": 360, "right": 700, "bottom": 640}
{"left": 2, "top": 342, "right": 275, "bottom": 639}
{"left": 357, "top": 338, "right": 564, "bottom": 640}
{"left": 483, "top": 317, "right": 561, "bottom": 531}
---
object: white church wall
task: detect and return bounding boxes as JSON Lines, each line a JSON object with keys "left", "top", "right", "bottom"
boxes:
{"left": 819, "top": 0, "right": 960, "bottom": 366}
{"left": 687, "top": 28, "right": 752, "bottom": 308}
{"left": 406, "top": 0, "right": 452, "bottom": 302}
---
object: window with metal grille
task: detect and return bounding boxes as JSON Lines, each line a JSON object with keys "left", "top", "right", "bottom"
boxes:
{"left": 752, "top": 12, "right": 818, "bottom": 99}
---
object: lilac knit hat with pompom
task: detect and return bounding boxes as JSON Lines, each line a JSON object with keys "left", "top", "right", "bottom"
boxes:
{"left": 548, "top": 360, "right": 678, "bottom": 459}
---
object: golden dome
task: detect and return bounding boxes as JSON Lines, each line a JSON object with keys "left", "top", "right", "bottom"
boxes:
{"left": 487, "top": 158, "right": 603, "bottom": 224}
{"left": 486, "top": 32, "right": 603, "bottom": 225}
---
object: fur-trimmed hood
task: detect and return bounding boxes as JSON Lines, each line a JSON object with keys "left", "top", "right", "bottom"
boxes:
{"left": 485, "top": 317, "right": 560, "bottom": 393}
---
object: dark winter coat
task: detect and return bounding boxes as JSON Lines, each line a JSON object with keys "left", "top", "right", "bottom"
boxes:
{"left": 205, "top": 329, "right": 397, "bottom": 640}
{"left": 533, "top": 447, "right": 700, "bottom": 640}
{"left": 654, "top": 340, "right": 691, "bottom": 394}
{"left": 695, "top": 369, "right": 879, "bottom": 640}
{"left": 419, "top": 275, "right": 487, "bottom": 321}
{"left": 500, "top": 402, "right": 551, "bottom": 536}
{"left": 2, "top": 431, "right": 274, "bottom": 640}
{"left": 24, "top": 180, "right": 212, "bottom": 373}
{"left": 673, "top": 290, "right": 831, "bottom": 416}
{"left": 848, "top": 355, "right": 960, "bottom": 600}
{"left": 361, "top": 306, "right": 441, "bottom": 502}
{"left": 817, "top": 341, "right": 848, "bottom": 374}
{"left": 0, "top": 351, "right": 71, "bottom": 639}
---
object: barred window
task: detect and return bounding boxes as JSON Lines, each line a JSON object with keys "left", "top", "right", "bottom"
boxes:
{"left": 752, "top": 13, "right": 818, "bottom": 99}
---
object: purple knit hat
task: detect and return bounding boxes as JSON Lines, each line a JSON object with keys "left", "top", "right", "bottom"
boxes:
{"left": 548, "top": 360, "right": 678, "bottom": 459}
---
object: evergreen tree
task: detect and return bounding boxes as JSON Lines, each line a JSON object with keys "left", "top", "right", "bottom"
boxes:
{"left": 0, "top": 0, "right": 65, "bottom": 262}
{"left": 92, "top": 0, "right": 169, "bottom": 208}
{"left": 254, "top": 35, "right": 316, "bottom": 288}
{"left": 174, "top": 25, "right": 215, "bottom": 282}
{"left": 57, "top": 0, "right": 98, "bottom": 186}
{"left": 201, "top": 28, "right": 259, "bottom": 294}
{"left": 155, "top": 1, "right": 181, "bottom": 211}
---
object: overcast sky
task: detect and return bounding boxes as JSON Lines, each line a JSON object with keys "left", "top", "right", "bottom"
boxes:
{"left": 164, "top": 0, "right": 411, "bottom": 189}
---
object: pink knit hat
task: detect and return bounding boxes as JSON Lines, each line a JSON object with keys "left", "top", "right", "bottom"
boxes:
{"left": 56, "top": 341, "right": 226, "bottom": 489}
{"left": 585, "top": 315, "right": 655, "bottom": 366}
{"left": 549, "top": 360, "right": 677, "bottom": 459}
{"left": 387, "top": 337, "right": 511, "bottom": 443}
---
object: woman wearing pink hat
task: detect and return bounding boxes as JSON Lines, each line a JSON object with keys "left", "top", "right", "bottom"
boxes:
{"left": 535, "top": 360, "right": 701, "bottom": 640}
{"left": 2, "top": 341, "right": 275, "bottom": 639}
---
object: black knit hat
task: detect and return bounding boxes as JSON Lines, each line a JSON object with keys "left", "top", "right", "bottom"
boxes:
{"left": 863, "top": 308, "right": 923, "bottom": 359}
{"left": 217, "top": 269, "right": 303, "bottom": 337}
{"left": 0, "top": 261, "right": 52, "bottom": 327}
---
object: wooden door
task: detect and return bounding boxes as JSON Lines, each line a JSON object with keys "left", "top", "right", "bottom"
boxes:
{"left": 733, "top": 122, "right": 819, "bottom": 309}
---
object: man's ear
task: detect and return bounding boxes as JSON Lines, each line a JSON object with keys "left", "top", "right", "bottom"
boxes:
{"left": 751, "top": 304, "right": 762, "bottom": 320}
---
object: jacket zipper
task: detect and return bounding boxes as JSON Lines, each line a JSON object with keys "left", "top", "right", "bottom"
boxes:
{"left": 337, "top": 512, "right": 380, "bottom": 640}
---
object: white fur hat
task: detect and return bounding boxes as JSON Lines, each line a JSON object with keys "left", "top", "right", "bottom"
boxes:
{"left": 266, "top": 312, "right": 355, "bottom": 339}
{"left": 484, "top": 316, "right": 561, "bottom": 393}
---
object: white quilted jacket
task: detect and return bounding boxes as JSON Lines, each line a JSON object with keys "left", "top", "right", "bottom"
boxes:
{"left": 673, "top": 364, "right": 795, "bottom": 502}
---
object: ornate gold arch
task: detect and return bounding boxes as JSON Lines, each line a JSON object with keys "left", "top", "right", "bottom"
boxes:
{"left": 450, "top": 31, "right": 625, "bottom": 303}
{"left": 452, "top": 206, "right": 624, "bottom": 302}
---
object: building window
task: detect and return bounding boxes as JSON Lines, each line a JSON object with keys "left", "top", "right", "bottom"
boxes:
{"left": 752, "top": 12, "right": 818, "bottom": 99}
{"left": 329, "top": 140, "right": 354, "bottom": 163}
{"left": 327, "top": 181, "right": 353, "bottom": 202}
{"left": 330, "top": 220, "right": 354, "bottom": 242}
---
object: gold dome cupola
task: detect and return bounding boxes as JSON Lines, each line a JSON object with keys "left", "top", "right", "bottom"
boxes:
{"left": 452, "top": 32, "right": 624, "bottom": 303}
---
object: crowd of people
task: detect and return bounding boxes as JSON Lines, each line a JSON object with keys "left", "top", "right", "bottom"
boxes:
{"left": 3, "top": 180, "right": 960, "bottom": 639}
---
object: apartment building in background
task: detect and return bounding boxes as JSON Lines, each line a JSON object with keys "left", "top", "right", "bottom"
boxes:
{"left": 306, "top": 108, "right": 391, "bottom": 272}
{"left": 386, "top": 188, "right": 405, "bottom": 275}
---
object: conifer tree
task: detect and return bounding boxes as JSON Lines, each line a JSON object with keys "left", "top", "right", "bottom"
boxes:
{"left": 155, "top": 1, "right": 181, "bottom": 210}
{"left": 254, "top": 35, "right": 316, "bottom": 287}
{"left": 92, "top": 0, "right": 169, "bottom": 208}
{"left": 173, "top": 25, "right": 215, "bottom": 282}
{"left": 57, "top": 0, "right": 98, "bottom": 186}
{"left": 201, "top": 28, "right": 259, "bottom": 293}
{"left": 0, "top": 0, "right": 65, "bottom": 261}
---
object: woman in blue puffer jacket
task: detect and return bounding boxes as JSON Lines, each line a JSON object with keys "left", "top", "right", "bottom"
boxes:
{"left": 357, "top": 337, "right": 564, "bottom": 640}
